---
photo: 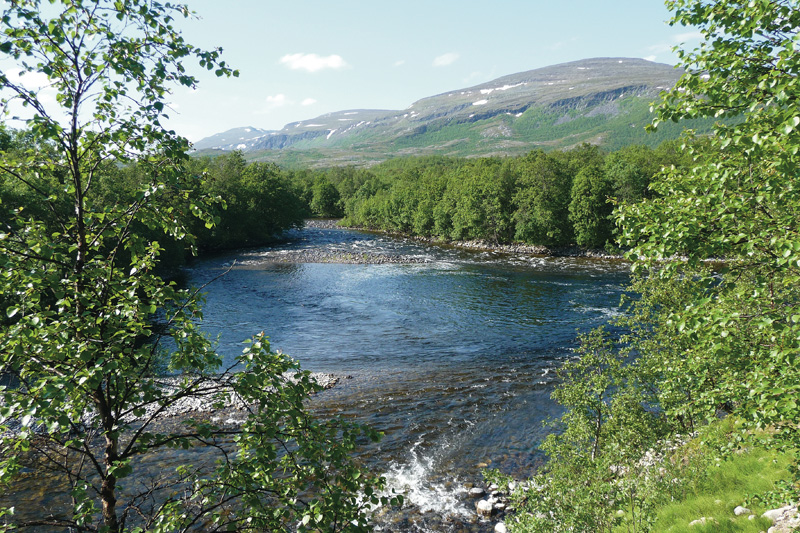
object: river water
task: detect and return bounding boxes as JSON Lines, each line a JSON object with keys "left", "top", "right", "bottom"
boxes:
{"left": 185, "top": 225, "right": 630, "bottom": 531}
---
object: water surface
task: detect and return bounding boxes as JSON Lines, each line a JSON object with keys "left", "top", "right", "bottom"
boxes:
{"left": 186, "top": 226, "right": 629, "bottom": 531}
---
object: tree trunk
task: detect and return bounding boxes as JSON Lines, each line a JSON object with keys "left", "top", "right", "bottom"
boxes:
{"left": 101, "top": 433, "right": 120, "bottom": 533}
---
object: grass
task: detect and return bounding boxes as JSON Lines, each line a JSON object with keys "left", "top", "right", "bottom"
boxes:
{"left": 621, "top": 423, "right": 795, "bottom": 533}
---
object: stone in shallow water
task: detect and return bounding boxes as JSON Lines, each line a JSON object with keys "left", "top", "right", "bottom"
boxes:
{"left": 476, "top": 499, "right": 494, "bottom": 517}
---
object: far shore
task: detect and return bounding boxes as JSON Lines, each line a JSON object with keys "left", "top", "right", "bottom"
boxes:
{"left": 304, "top": 218, "right": 626, "bottom": 261}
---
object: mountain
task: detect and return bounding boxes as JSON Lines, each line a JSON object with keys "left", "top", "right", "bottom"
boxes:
{"left": 191, "top": 126, "right": 277, "bottom": 151}
{"left": 194, "top": 58, "right": 708, "bottom": 167}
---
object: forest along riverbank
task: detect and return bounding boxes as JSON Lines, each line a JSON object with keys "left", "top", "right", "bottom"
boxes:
{"left": 187, "top": 223, "right": 630, "bottom": 532}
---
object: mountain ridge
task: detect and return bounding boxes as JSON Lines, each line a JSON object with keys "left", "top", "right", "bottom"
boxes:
{"left": 194, "top": 58, "right": 706, "bottom": 166}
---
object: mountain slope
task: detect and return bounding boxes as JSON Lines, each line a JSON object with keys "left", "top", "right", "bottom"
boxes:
{"left": 191, "top": 127, "right": 276, "bottom": 151}
{"left": 195, "top": 58, "right": 710, "bottom": 166}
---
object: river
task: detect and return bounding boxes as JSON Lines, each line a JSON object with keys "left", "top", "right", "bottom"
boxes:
{"left": 184, "top": 224, "right": 630, "bottom": 531}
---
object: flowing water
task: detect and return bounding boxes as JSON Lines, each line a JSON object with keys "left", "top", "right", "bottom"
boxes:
{"left": 184, "top": 225, "right": 630, "bottom": 531}
{"left": 1, "top": 225, "right": 628, "bottom": 531}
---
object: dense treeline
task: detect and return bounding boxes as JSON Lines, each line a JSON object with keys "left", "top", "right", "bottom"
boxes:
{"left": 0, "top": 118, "right": 700, "bottom": 266}
{"left": 0, "top": 121, "right": 697, "bottom": 264}
{"left": 0, "top": 131, "right": 307, "bottom": 269}
{"left": 0, "top": 125, "right": 706, "bottom": 270}
{"left": 297, "top": 142, "right": 692, "bottom": 249}
{"left": 185, "top": 151, "right": 306, "bottom": 252}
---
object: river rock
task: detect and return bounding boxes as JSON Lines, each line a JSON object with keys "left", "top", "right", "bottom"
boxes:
{"left": 1, "top": 370, "right": 344, "bottom": 439}
{"left": 468, "top": 487, "right": 486, "bottom": 497}
{"left": 304, "top": 218, "right": 341, "bottom": 229}
{"left": 763, "top": 505, "right": 794, "bottom": 522}
{"left": 476, "top": 499, "right": 495, "bottom": 517}
{"left": 495, "top": 522, "right": 508, "bottom": 533}
{"left": 689, "top": 517, "right": 716, "bottom": 527}
{"left": 762, "top": 504, "right": 799, "bottom": 533}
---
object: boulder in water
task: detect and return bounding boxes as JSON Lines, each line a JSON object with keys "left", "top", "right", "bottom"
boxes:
{"left": 476, "top": 499, "right": 495, "bottom": 517}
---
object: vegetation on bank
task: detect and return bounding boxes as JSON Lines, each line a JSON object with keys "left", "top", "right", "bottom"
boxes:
{"left": 0, "top": 132, "right": 307, "bottom": 270}
{"left": 0, "top": 2, "right": 399, "bottom": 532}
{"left": 278, "top": 140, "right": 694, "bottom": 250}
{"left": 0, "top": 0, "right": 798, "bottom": 531}
{"left": 490, "top": 0, "right": 800, "bottom": 531}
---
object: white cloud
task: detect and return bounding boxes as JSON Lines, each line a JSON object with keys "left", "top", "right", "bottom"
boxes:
{"left": 433, "top": 52, "right": 459, "bottom": 67}
{"left": 672, "top": 31, "right": 704, "bottom": 43}
{"left": 301, "top": 98, "right": 317, "bottom": 106}
{"left": 647, "top": 43, "right": 674, "bottom": 55}
{"left": 393, "top": 59, "right": 406, "bottom": 67}
{"left": 463, "top": 71, "right": 482, "bottom": 84}
{"left": 257, "top": 94, "right": 290, "bottom": 114}
{"left": 279, "top": 53, "right": 348, "bottom": 72}
{"left": 266, "top": 94, "right": 287, "bottom": 106}
{"left": 1, "top": 68, "right": 59, "bottom": 121}
{"left": 645, "top": 31, "right": 703, "bottom": 62}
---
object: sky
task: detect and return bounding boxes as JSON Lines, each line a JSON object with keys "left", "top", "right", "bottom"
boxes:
{"left": 5, "top": 1, "right": 704, "bottom": 143}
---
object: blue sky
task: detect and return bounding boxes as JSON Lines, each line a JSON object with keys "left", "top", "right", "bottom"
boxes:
{"left": 168, "top": 1, "right": 702, "bottom": 142}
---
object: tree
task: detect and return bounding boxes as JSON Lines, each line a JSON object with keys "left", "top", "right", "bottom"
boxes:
{"left": 0, "top": 1, "right": 396, "bottom": 531}
{"left": 619, "top": 0, "right": 800, "bottom": 464}
{"left": 310, "top": 176, "right": 342, "bottom": 217}
{"left": 448, "top": 159, "right": 514, "bottom": 243}
{"left": 191, "top": 153, "right": 305, "bottom": 250}
{"left": 507, "top": 329, "right": 665, "bottom": 533}
{"left": 603, "top": 145, "right": 655, "bottom": 204}
{"left": 512, "top": 150, "right": 573, "bottom": 246}
{"left": 568, "top": 166, "right": 614, "bottom": 248}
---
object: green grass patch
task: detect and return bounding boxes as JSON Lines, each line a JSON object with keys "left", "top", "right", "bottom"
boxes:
{"left": 629, "top": 440, "right": 794, "bottom": 532}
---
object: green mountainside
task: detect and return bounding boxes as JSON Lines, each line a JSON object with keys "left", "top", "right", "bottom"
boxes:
{"left": 195, "top": 58, "right": 715, "bottom": 167}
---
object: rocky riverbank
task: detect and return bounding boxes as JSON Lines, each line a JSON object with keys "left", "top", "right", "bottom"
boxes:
{"left": 311, "top": 218, "right": 624, "bottom": 260}
{"left": 133, "top": 370, "right": 342, "bottom": 421}
{"left": 249, "top": 248, "right": 430, "bottom": 265}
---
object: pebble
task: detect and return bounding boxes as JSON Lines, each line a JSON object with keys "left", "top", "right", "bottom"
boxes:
{"left": 762, "top": 504, "right": 800, "bottom": 533}
{"left": 251, "top": 248, "right": 429, "bottom": 265}
{"left": 689, "top": 517, "right": 716, "bottom": 527}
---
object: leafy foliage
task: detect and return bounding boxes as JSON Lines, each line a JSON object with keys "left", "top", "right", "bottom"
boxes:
{"left": 569, "top": 166, "right": 614, "bottom": 248}
{"left": 620, "top": 0, "right": 800, "bottom": 453}
{"left": 335, "top": 143, "right": 683, "bottom": 248}
{"left": 0, "top": 1, "right": 396, "bottom": 531}
{"left": 507, "top": 329, "right": 668, "bottom": 533}
{"left": 508, "top": 0, "right": 800, "bottom": 530}
{"left": 187, "top": 151, "right": 306, "bottom": 251}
